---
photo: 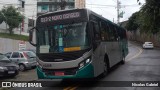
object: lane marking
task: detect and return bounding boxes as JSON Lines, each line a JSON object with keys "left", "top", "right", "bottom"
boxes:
{"left": 63, "top": 45, "right": 143, "bottom": 90}
{"left": 126, "top": 46, "right": 143, "bottom": 61}
{"left": 63, "top": 86, "right": 73, "bottom": 90}
{"left": 69, "top": 85, "right": 80, "bottom": 90}
{"left": 63, "top": 87, "right": 71, "bottom": 90}
{"left": 63, "top": 84, "right": 79, "bottom": 90}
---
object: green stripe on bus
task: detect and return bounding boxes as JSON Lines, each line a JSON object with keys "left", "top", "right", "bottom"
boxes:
{"left": 36, "top": 63, "right": 94, "bottom": 79}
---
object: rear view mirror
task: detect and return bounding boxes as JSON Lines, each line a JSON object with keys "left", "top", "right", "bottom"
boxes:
{"left": 29, "top": 27, "right": 37, "bottom": 46}
{"left": 29, "top": 30, "right": 33, "bottom": 42}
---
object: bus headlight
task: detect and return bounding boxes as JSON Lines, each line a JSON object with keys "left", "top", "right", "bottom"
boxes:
{"left": 86, "top": 58, "right": 91, "bottom": 63}
{"left": 79, "top": 58, "right": 91, "bottom": 69}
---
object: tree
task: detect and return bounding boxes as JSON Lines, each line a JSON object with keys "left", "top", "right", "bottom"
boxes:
{"left": 125, "top": 11, "right": 140, "bottom": 31}
{"left": 0, "top": 11, "right": 4, "bottom": 24}
{"left": 1, "top": 6, "right": 23, "bottom": 34}
{"left": 139, "top": 0, "right": 160, "bottom": 34}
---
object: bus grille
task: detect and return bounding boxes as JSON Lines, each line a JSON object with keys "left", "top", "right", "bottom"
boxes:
{"left": 42, "top": 67, "right": 78, "bottom": 76}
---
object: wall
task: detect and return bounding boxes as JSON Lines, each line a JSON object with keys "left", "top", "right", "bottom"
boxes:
{"left": 0, "top": 38, "right": 35, "bottom": 54}
{"left": 75, "top": 0, "right": 85, "bottom": 9}
{"left": 0, "top": 21, "right": 8, "bottom": 30}
{"left": 127, "top": 30, "right": 160, "bottom": 47}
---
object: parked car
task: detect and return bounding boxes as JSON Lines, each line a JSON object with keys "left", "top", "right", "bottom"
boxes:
{"left": 143, "top": 42, "right": 154, "bottom": 49}
{"left": 5, "top": 51, "right": 37, "bottom": 71}
{"left": 20, "top": 49, "right": 36, "bottom": 54}
{"left": 0, "top": 53, "right": 19, "bottom": 77}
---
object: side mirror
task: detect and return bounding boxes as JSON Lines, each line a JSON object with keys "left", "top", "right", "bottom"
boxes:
{"left": 29, "top": 27, "right": 37, "bottom": 46}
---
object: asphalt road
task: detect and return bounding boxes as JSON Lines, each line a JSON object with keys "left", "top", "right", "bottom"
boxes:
{"left": 75, "top": 42, "right": 160, "bottom": 90}
{"left": 7, "top": 42, "right": 160, "bottom": 90}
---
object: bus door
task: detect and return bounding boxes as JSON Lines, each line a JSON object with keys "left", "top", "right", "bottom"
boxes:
{"left": 109, "top": 26, "right": 121, "bottom": 66}
{"left": 90, "top": 21, "right": 104, "bottom": 75}
{"left": 114, "top": 27, "right": 122, "bottom": 63}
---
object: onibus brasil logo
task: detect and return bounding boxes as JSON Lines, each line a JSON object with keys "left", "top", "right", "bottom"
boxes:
{"left": 2, "top": 82, "right": 42, "bottom": 87}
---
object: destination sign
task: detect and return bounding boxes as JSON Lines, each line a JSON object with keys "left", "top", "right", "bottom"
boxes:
{"left": 40, "top": 12, "right": 80, "bottom": 23}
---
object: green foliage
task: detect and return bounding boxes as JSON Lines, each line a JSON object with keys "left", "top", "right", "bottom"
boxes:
{"left": 0, "top": 11, "right": 4, "bottom": 24}
{"left": 138, "top": 0, "right": 160, "bottom": 34}
{"left": 1, "top": 6, "right": 23, "bottom": 34}
{"left": 126, "top": 0, "right": 160, "bottom": 35}
{"left": 0, "top": 33, "right": 29, "bottom": 41}
{"left": 125, "top": 12, "right": 140, "bottom": 31}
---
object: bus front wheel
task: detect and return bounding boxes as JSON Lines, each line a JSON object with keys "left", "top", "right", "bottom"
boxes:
{"left": 100, "top": 57, "right": 109, "bottom": 78}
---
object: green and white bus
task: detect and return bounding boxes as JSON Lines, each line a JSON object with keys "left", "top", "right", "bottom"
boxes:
{"left": 29, "top": 9, "right": 128, "bottom": 79}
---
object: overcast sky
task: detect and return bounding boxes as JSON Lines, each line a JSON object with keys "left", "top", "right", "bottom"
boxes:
{"left": 86, "top": 0, "right": 145, "bottom": 23}
{"left": 0, "top": 0, "right": 145, "bottom": 23}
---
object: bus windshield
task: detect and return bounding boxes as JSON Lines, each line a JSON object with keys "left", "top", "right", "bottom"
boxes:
{"left": 38, "top": 22, "right": 90, "bottom": 53}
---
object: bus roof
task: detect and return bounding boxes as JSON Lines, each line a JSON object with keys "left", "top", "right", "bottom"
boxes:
{"left": 37, "top": 8, "right": 88, "bottom": 19}
{"left": 37, "top": 8, "right": 126, "bottom": 31}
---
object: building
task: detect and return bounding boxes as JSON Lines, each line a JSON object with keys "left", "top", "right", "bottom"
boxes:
{"left": 37, "top": 0, "right": 75, "bottom": 16}
{"left": 0, "top": 1, "right": 35, "bottom": 36}
{"left": 0, "top": 17, "right": 34, "bottom": 36}
{"left": 75, "top": 0, "right": 85, "bottom": 9}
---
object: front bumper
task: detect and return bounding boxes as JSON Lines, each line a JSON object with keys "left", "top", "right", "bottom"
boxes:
{"left": 37, "top": 63, "right": 94, "bottom": 79}
{"left": 24, "top": 61, "right": 37, "bottom": 69}
{"left": 143, "top": 46, "right": 154, "bottom": 49}
{"left": 0, "top": 70, "right": 19, "bottom": 77}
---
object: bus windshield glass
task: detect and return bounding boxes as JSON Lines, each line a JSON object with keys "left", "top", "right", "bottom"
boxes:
{"left": 38, "top": 22, "right": 90, "bottom": 53}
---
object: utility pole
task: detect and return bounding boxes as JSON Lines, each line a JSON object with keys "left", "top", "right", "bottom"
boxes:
{"left": 18, "top": 0, "right": 25, "bottom": 35}
{"left": 117, "top": 0, "right": 120, "bottom": 25}
{"left": 60, "top": 0, "right": 66, "bottom": 10}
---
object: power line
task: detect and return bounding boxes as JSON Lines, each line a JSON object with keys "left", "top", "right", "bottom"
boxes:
{"left": 87, "top": 3, "right": 141, "bottom": 8}
{"left": 112, "top": 0, "right": 117, "bottom": 3}
{"left": 86, "top": 6, "right": 116, "bottom": 8}
{"left": 87, "top": 3, "right": 116, "bottom": 7}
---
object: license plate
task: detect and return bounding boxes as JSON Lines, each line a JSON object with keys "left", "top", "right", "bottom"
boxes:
{"left": 55, "top": 72, "right": 64, "bottom": 76}
{"left": 8, "top": 71, "right": 15, "bottom": 74}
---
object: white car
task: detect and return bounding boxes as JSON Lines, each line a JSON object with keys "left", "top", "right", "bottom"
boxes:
{"left": 143, "top": 42, "right": 154, "bottom": 49}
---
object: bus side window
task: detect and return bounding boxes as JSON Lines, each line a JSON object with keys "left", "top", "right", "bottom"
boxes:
{"left": 100, "top": 21, "right": 110, "bottom": 41}
{"left": 108, "top": 24, "right": 117, "bottom": 41}
{"left": 91, "top": 21, "right": 101, "bottom": 42}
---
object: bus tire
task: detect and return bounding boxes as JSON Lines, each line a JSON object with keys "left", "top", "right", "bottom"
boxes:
{"left": 100, "top": 55, "right": 109, "bottom": 78}
{"left": 121, "top": 51, "right": 125, "bottom": 64}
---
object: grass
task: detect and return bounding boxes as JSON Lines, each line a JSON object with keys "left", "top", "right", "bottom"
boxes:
{"left": 0, "top": 33, "right": 29, "bottom": 41}
{"left": 0, "top": 88, "right": 10, "bottom": 90}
